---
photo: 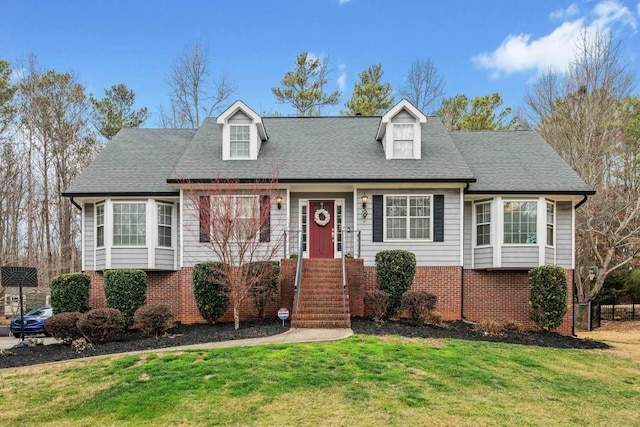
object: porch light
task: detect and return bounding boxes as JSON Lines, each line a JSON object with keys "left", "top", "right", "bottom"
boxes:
{"left": 361, "top": 194, "right": 368, "bottom": 209}
{"left": 275, "top": 194, "right": 283, "bottom": 210}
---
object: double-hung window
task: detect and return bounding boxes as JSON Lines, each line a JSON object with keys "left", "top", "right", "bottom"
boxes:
{"left": 546, "top": 201, "right": 555, "bottom": 246}
{"left": 503, "top": 201, "right": 537, "bottom": 244}
{"left": 385, "top": 195, "right": 431, "bottom": 240}
{"left": 212, "top": 195, "right": 258, "bottom": 241}
{"left": 96, "top": 204, "right": 105, "bottom": 247}
{"left": 113, "top": 203, "right": 146, "bottom": 246}
{"left": 230, "top": 125, "right": 250, "bottom": 159}
{"left": 392, "top": 124, "right": 414, "bottom": 158}
{"left": 157, "top": 204, "right": 172, "bottom": 247}
{"left": 475, "top": 201, "right": 491, "bottom": 246}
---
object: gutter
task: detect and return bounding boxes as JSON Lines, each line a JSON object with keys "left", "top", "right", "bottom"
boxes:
{"left": 575, "top": 194, "right": 589, "bottom": 209}
{"left": 70, "top": 197, "right": 82, "bottom": 211}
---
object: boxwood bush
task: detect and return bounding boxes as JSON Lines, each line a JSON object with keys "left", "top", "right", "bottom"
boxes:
{"left": 77, "top": 308, "right": 125, "bottom": 344}
{"left": 44, "top": 312, "right": 83, "bottom": 344}
{"left": 529, "top": 265, "right": 568, "bottom": 332}
{"left": 50, "top": 273, "right": 91, "bottom": 314}
{"left": 193, "top": 262, "right": 230, "bottom": 323}
{"left": 375, "top": 250, "right": 416, "bottom": 315}
{"left": 246, "top": 261, "right": 280, "bottom": 319}
{"left": 104, "top": 269, "right": 147, "bottom": 328}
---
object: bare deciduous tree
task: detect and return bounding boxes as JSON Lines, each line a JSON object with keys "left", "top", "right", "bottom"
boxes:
{"left": 526, "top": 30, "right": 638, "bottom": 303}
{"left": 184, "top": 173, "right": 284, "bottom": 329}
{"left": 399, "top": 58, "right": 445, "bottom": 114}
{"left": 161, "top": 42, "right": 236, "bottom": 128}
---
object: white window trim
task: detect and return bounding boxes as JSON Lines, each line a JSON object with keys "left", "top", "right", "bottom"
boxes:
{"left": 298, "top": 199, "right": 309, "bottom": 259}
{"left": 157, "top": 202, "right": 174, "bottom": 249}
{"left": 298, "top": 199, "right": 344, "bottom": 258}
{"left": 95, "top": 202, "right": 105, "bottom": 248}
{"left": 112, "top": 201, "right": 148, "bottom": 248}
{"left": 383, "top": 194, "right": 433, "bottom": 242}
{"left": 545, "top": 200, "right": 556, "bottom": 249}
{"left": 473, "top": 200, "right": 492, "bottom": 248}
{"left": 229, "top": 124, "right": 251, "bottom": 159}
{"left": 502, "top": 199, "right": 539, "bottom": 246}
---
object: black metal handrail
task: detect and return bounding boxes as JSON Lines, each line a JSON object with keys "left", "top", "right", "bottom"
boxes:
{"left": 292, "top": 230, "right": 304, "bottom": 326}
{"left": 340, "top": 244, "right": 349, "bottom": 327}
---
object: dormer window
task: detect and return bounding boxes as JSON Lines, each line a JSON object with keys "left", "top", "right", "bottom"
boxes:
{"left": 230, "top": 124, "right": 250, "bottom": 158}
{"left": 217, "top": 101, "right": 268, "bottom": 161}
{"left": 393, "top": 124, "right": 415, "bottom": 158}
{"left": 376, "top": 99, "right": 426, "bottom": 160}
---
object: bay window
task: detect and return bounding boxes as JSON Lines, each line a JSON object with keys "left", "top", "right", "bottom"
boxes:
{"left": 546, "top": 201, "right": 555, "bottom": 246}
{"left": 113, "top": 203, "right": 146, "bottom": 246}
{"left": 157, "top": 204, "right": 172, "bottom": 247}
{"left": 503, "top": 201, "right": 537, "bottom": 244}
{"left": 475, "top": 201, "right": 491, "bottom": 246}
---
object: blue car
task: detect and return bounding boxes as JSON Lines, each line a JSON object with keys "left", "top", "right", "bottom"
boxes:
{"left": 10, "top": 306, "right": 53, "bottom": 338}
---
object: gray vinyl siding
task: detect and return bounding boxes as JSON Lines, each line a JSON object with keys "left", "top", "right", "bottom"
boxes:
{"left": 358, "top": 188, "right": 461, "bottom": 267}
{"left": 155, "top": 248, "right": 175, "bottom": 270}
{"left": 181, "top": 190, "right": 288, "bottom": 267}
{"left": 391, "top": 110, "right": 416, "bottom": 123}
{"left": 545, "top": 247, "right": 555, "bottom": 265}
{"left": 96, "top": 248, "right": 106, "bottom": 270}
{"left": 463, "top": 201, "right": 472, "bottom": 268}
{"left": 229, "top": 111, "right": 252, "bottom": 124}
{"left": 501, "top": 246, "right": 539, "bottom": 268}
{"left": 111, "top": 247, "right": 148, "bottom": 268}
{"left": 474, "top": 247, "right": 493, "bottom": 269}
{"left": 555, "top": 201, "right": 573, "bottom": 268}
{"left": 84, "top": 203, "right": 95, "bottom": 271}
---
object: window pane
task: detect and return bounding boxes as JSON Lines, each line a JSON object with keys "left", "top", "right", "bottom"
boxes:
{"left": 475, "top": 202, "right": 491, "bottom": 246}
{"left": 113, "top": 203, "right": 146, "bottom": 246}
{"left": 96, "top": 204, "right": 105, "bottom": 247}
{"left": 385, "top": 195, "right": 431, "bottom": 240}
{"left": 410, "top": 218, "right": 430, "bottom": 239}
{"left": 157, "top": 204, "right": 172, "bottom": 247}
{"left": 393, "top": 140, "right": 413, "bottom": 158}
{"left": 503, "top": 201, "right": 537, "bottom": 244}
{"left": 393, "top": 124, "right": 414, "bottom": 140}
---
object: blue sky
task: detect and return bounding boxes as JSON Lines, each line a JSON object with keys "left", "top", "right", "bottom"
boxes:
{"left": 2, "top": 0, "right": 639, "bottom": 123}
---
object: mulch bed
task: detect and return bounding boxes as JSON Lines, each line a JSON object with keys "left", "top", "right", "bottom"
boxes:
{"left": 1, "top": 318, "right": 608, "bottom": 370}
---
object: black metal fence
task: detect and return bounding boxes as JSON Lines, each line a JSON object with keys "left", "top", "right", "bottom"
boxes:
{"left": 597, "top": 295, "right": 639, "bottom": 321}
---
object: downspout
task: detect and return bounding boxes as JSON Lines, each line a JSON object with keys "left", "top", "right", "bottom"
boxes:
{"left": 461, "top": 182, "right": 470, "bottom": 320}
{"left": 70, "top": 197, "right": 82, "bottom": 211}
{"left": 575, "top": 194, "right": 588, "bottom": 209}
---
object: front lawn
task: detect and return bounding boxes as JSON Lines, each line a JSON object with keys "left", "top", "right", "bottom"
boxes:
{"left": 2, "top": 336, "right": 639, "bottom": 426}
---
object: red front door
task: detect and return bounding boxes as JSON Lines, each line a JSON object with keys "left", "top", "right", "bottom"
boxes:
{"left": 309, "top": 201, "right": 334, "bottom": 258}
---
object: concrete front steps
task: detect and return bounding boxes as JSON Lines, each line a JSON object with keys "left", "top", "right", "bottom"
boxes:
{"left": 292, "top": 259, "right": 351, "bottom": 328}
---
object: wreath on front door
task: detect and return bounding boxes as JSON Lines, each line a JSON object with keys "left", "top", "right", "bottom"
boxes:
{"left": 313, "top": 207, "right": 331, "bottom": 227}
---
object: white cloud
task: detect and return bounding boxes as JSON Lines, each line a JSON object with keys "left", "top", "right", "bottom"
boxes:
{"left": 550, "top": 3, "right": 580, "bottom": 20}
{"left": 474, "top": 0, "right": 637, "bottom": 78}
{"left": 339, "top": 0, "right": 352, "bottom": 5}
{"left": 337, "top": 63, "right": 347, "bottom": 92}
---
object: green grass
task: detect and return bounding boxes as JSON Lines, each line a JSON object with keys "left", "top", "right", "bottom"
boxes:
{"left": 2, "top": 336, "right": 639, "bottom": 426}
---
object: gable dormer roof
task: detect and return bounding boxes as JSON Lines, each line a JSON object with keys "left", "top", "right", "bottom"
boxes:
{"left": 217, "top": 100, "right": 268, "bottom": 141}
{"left": 375, "top": 99, "right": 426, "bottom": 141}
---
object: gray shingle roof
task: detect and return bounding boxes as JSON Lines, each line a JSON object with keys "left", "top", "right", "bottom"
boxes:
{"left": 63, "top": 128, "right": 196, "bottom": 196}
{"left": 169, "top": 116, "right": 474, "bottom": 182}
{"left": 450, "top": 130, "right": 593, "bottom": 194}
{"left": 63, "top": 115, "right": 592, "bottom": 197}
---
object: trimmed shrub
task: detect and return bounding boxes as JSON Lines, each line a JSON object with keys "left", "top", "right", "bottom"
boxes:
{"left": 50, "top": 273, "right": 91, "bottom": 314}
{"left": 104, "top": 269, "right": 147, "bottom": 328}
{"left": 529, "top": 265, "right": 568, "bottom": 332}
{"left": 134, "top": 304, "right": 174, "bottom": 338}
{"left": 375, "top": 250, "right": 416, "bottom": 316}
{"left": 400, "top": 291, "right": 437, "bottom": 326}
{"left": 44, "top": 312, "right": 83, "bottom": 344}
{"left": 77, "top": 308, "right": 125, "bottom": 344}
{"left": 193, "top": 262, "right": 230, "bottom": 323}
{"left": 364, "top": 290, "right": 389, "bottom": 322}
{"left": 246, "top": 261, "right": 280, "bottom": 319}
{"left": 474, "top": 319, "right": 503, "bottom": 335}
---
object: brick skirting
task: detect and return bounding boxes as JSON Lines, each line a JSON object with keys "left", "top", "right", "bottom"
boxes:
{"left": 85, "top": 263, "right": 573, "bottom": 335}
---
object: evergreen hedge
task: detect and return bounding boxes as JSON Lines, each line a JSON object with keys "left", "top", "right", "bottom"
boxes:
{"left": 529, "top": 265, "right": 568, "bottom": 332}
{"left": 50, "top": 273, "right": 91, "bottom": 314}
{"left": 104, "top": 269, "right": 147, "bottom": 328}
{"left": 193, "top": 262, "right": 230, "bottom": 323}
{"left": 375, "top": 250, "right": 416, "bottom": 315}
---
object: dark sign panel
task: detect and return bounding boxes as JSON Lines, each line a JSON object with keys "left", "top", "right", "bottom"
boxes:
{"left": 0, "top": 266, "right": 38, "bottom": 287}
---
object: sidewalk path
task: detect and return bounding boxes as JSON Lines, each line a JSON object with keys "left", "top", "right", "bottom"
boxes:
{"left": 0, "top": 328, "right": 354, "bottom": 353}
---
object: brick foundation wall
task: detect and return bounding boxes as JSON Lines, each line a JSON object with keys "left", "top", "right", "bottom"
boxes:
{"left": 362, "top": 266, "right": 463, "bottom": 320}
{"left": 462, "top": 269, "right": 573, "bottom": 335}
{"left": 86, "top": 269, "right": 282, "bottom": 325}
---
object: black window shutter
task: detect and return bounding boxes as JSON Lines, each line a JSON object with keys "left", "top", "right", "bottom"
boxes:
{"left": 199, "top": 196, "right": 210, "bottom": 243}
{"left": 372, "top": 195, "right": 383, "bottom": 242}
{"left": 434, "top": 194, "right": 444, "bottom": 242}
{"left": 259, "top": 195, "right": 271, "bottom": 242}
